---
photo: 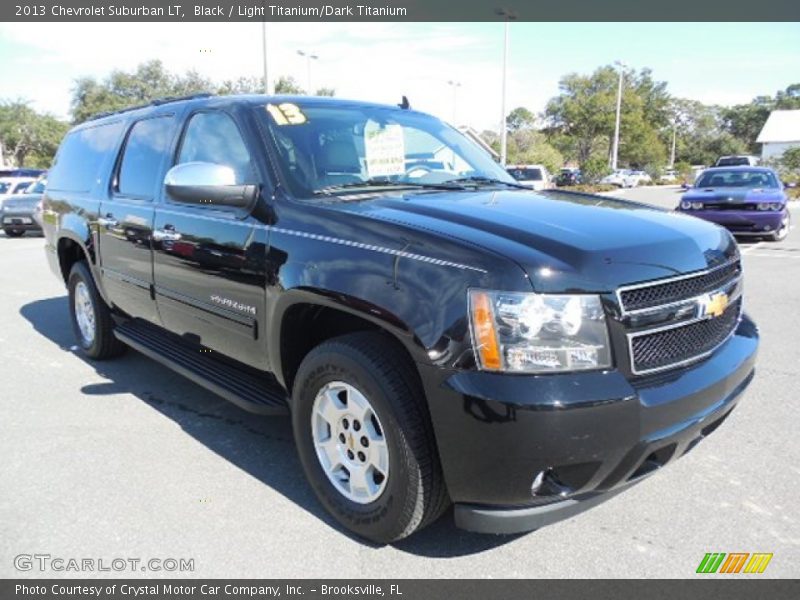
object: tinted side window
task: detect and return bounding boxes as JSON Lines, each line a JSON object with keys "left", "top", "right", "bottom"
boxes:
{"left": 117, "top": 116, "right": 175, "bottom": 198}
{"left": 177, "top": 112, "right": 254, "bottom": 183}
{"left": 48, "top": 121, "right": 124, "bottom": 192}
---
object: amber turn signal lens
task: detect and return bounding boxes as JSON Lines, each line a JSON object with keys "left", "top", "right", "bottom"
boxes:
{"left": 470, "top": 291, "right": 502, "bottom": 370}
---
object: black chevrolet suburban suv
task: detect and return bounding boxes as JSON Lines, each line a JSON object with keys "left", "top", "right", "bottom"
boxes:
{"left": 42, "top": 94, "right": 758, "bottom": 543}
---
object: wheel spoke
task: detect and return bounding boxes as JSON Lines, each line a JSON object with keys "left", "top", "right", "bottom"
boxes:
{"left": 315, "top": 388, "right": 344, "bottom": 426}
{"left": 346, "top": 386, "right": 372, "bottom": 424}
{"left": 348, "top": 465, "right": 371, "bottom": 499}
{"left": 370, "top": 440, "right": 389, "bottom": 475}
{"left": 317, "top": 438, "right": 342, "bottom": 470}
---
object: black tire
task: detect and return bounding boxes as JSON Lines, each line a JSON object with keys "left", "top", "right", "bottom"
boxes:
{"left": 767, "top": 211, "right": 791, "bottom": 242}
{"left": 292, "top": 332, "right": 449, "bottom": 543}
{"left": 67, "top": 261, "right": 126, "bottom": 360}
{"left": 3, "top": 228, "right": 24, "bottom": 237}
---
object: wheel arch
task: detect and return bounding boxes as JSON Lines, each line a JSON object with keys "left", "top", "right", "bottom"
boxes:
{"left": 270, "top": 290, "right": 429, "bottom": 398}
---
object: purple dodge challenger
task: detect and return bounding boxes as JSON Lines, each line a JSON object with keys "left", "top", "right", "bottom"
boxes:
{"left": 676, "top": 166, "right": 791, "bottom": 242}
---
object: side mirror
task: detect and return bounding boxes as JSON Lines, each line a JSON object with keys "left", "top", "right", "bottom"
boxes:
{"left": 164, "top": 162, "right": 257, "bottom": 209}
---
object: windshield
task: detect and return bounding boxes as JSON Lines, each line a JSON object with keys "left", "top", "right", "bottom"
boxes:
{"left": 26, "top": 180, "right": 47, "bottom": 194}
{"left": 508, "top": 167, "right": 542, "bottom": 181}
{"left": 260, "top": 102, "right": 514, "bottom": 197}
{"left": 695, "top": 169, "right": 778, "bottom": 189}
{"left": 716, "top": 157, "right": 750, "bottom": 167}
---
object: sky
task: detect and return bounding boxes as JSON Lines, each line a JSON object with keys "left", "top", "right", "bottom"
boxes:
{"left": 0, "top": 21, "right": 798, "bottom": 131}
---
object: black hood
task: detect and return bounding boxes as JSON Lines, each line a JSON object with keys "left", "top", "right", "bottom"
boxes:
{"left": 328, "top": 189, "right": 738, "bottom": 293}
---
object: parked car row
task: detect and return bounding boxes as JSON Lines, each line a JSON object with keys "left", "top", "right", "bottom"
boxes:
{"left": 0, "top": 175, "right": 46, "bottom": 237}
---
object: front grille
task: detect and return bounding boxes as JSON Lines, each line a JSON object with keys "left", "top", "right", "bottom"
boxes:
{"left": 630, "top": 298, "right": 741, "bottom": 374}
{"left": 701, "top": 203, "right": 757, "bottom": 211}
{"left": 619, "top": 260, "right": 741, "bottom": 312}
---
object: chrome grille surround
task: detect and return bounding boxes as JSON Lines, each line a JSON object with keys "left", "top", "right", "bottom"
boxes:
{"left": 619, "top": 258, "right": 744, "bottom": 375}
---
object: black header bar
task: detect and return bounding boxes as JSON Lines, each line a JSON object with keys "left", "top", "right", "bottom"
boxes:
{"left": 4, "top": 0, "right": 800, "bottom": 22}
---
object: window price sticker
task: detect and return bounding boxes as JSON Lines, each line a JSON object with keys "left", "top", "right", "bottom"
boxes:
{"left": 364, "top": 122, "right": 405, "bottom": 177}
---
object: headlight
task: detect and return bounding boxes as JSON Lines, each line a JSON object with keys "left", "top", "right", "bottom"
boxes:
{"left": 691, "top": 202, "right": 703, "bottom": 209}
{"left": 468, "top": 290, "right": 612, "bottom": 373}
{"left": 757, "top": 202, "right": 770, "bottom": 211}
{"left": 769, "top": 202, "right": 782, "bottom": 211}
{"left": 680, "top": 200, "right": 692, "bottom": 209}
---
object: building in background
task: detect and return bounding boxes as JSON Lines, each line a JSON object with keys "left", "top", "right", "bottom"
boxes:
{"left": 757, "top": 110, "right": 800, "bottom": 161}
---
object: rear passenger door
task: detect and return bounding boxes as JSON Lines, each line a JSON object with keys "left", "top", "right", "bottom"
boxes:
{"left": 152, "top": 109, "right": 268, "bottom": 370}
{"left": 97, "top": 115, "right": 177, "bottom": 322}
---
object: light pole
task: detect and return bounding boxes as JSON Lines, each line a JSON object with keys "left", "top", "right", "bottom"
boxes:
{"left": 610, "top": 60, "right": 626, "bottom": 171}
{"left": 670, "top": 119, "right": 677, "bottom": 169}
{"left": 261, "top": 19, "right": 269, "bottom": 94}
{"left": 496, "top": 8, "right": 516, "bottom": 166}
{"left": 297, "top": 50, "right": 319, "bottom": 94}
{"left": 447, "top": 80, "right": 461, "bottom": 124}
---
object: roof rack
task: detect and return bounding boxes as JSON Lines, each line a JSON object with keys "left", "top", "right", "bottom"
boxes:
{"left": 85, "top": 92, "right": 214, "bottom": 122}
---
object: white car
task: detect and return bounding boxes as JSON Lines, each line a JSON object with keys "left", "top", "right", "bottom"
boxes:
{"left": 0, "top": 177, "right": 35, "bottom": 199}
{"left": 506, "top": 164, "right": 551, "bottom": 191}
{"left": 602, "top": 169, "right": 650, "bottom": 188}
{"left": 601, "top": 169, "right": 632, "bottom": 187}
{"left": 715, "top": 155, "right": 760, "bottom": 167}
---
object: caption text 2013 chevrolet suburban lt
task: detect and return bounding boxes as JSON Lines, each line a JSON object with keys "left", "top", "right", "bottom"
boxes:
{"left": 42, "top": 94, "right": 758, "bottom": 543}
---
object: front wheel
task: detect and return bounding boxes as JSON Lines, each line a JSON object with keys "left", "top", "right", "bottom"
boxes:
{"left": 67, "top": 261, "right": 126, "bottom": 359}
{"left": 292, "top": 332, "right": 448, "bottom": 543}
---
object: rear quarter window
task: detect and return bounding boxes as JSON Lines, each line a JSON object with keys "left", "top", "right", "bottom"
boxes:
{"left": 48, "top": 121, "right": 125, "bottom": 192}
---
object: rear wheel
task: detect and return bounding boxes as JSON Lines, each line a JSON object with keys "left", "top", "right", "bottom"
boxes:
{"left": 292, "top": 332, "right": 448, "bottom": 543}
{"left": 3, "top": 228, "right": 24, "bottom": 237}
{"left": 67, "top": 261, "right": 126, "bottom": 359}
{"left": 767, "top": 211, "right": 791, "bottom": 242}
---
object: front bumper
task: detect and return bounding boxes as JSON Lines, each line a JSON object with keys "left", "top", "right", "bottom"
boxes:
{"left": 2, "top": 211, "right": 41, "bottom": 231}
{"left": 677, "top": 207, "right": 786, "bottom": 235}
{"left": 420, "top": 315, "right": 758, "bottom": 534}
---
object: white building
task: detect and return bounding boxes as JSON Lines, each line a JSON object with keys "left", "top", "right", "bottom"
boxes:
{"left": 757, "top": 109, "right": 800, "bottom": 161}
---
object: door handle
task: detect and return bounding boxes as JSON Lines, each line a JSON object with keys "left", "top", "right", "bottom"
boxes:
{"left": 97, "top": 214, "right": 119, "bottom": 228}
{"left": 152, "top": 227, "right": 182, "bottom": 242}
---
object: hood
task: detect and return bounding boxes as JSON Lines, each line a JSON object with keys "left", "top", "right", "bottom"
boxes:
{"left": 2, "top": 194, "right": 41, "bottom": 210}
{"left": 683, "top": 187, "right": 786, "bottom": 204}
{"left": 327, "top": 189, "right": 738, "bottom": 293}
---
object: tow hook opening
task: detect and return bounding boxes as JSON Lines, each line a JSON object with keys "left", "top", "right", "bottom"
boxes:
{"left": 531, "top": 469, "right": 573, "bottom": 498}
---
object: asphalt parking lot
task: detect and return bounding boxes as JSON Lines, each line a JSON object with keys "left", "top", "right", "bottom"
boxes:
{"left": 1, "top": 186, "right": 798, "bottom": 579}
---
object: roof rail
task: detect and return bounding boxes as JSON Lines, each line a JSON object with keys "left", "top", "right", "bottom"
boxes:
{"left": 85, "top": 92, "right": 214, "bottom": 122}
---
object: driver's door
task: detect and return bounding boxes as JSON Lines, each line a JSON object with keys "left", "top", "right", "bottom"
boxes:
{"left": 152, "top": 109, "right": 268, "bottom": 370}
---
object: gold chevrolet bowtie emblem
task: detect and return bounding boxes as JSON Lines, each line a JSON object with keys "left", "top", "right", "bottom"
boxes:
{"left": 702, "top": 291, "right": 729, "bottom": 318}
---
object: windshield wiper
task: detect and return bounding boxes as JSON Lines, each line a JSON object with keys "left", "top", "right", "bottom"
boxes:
{"left": 314, "top": 179, "right": 465, "bottom": 195}
{"left": 440, "top": 176, "right": 529, "bottom": 190}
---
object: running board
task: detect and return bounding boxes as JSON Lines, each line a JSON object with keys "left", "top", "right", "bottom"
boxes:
{"left": 114, "top": 319, "right": 289, "bottom": 415}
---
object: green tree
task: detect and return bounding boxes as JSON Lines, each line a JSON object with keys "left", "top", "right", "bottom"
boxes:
{"left": 274, "top": 76, "right": 304, "bottom": 95}
{"left": 780, "top": 147, "right": 800, "bottom": 173}
{"left": 544, "top": 65, "right": 669, "bottom": 168}
{"left": 70, "top": 60, "right": 213, "bottom": 123}
{"left": 506, "top": 129, "right": 563, "bottom": 173}
{"left": 315, "top": 87, "right": 336, "bottom": 97}
{"left": 581, "top": 156, "right": 611, "bottom": 184}
{"left": 218, "top": 76, "right": 264, "bottom": 95}
{"left": 0, "top": 100, "right": 68, "bottom": 167}
{"left": 506, "top": 106, "right": 536, "bottom": 132}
